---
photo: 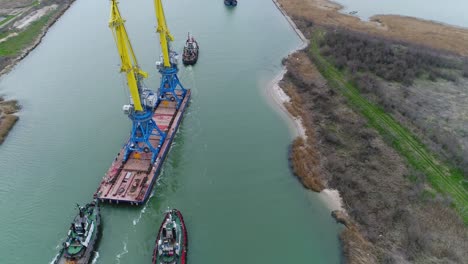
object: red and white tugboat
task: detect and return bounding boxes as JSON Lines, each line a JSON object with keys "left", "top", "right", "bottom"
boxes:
{"left": 152, "top": 209, "right": 188, "bottom": 264}
{"left": 182, "top": 33, "right": 199, "bottom": 66}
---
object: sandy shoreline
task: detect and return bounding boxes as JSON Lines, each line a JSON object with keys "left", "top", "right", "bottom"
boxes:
{"left": 268, "top": 0, "right": 345, "bottom": 212}
{"left": 271, "top": 0, "right": 309, "bottom": 47}
{"left": 267, "top": 0, "right": 308, "bottom": 139}
{"left": 266, "top": 68, "right": 306, "bottom": 139}
{"left": 270, "top": 1, "right": 468, "bottom": 262}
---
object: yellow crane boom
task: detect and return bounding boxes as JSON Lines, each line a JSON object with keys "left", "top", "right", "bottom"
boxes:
{"left": 109, "top": 0, "right": 148, "bottom": 111}
{"left": 154, "top": 0, "right": 174, "bottom": 68}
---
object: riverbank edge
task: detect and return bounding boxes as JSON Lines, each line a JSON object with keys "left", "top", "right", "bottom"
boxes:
{"left": 0, "top": 0, "right": 76, "bottom": 145}
{"left": 269, "top": 0, "right": 345, "bottom": 211}
{"left": 277, "top": 0, "right": 468, "bottom": 57}
{"left": 270, "top": 0, "right": 468, "bottom": 262}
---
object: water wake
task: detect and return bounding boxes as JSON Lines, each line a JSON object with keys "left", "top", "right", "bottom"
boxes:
{"left": 115, "top": 240, "right": 128, "bottom": 264}
{"left": 49, "top": 253, "right": 59, "bottom": 264}
{"left": 91, "top": 251, "right": 100, "bottom": 264}
{"left": 133, "top": 201, "right": 149, "bottom": 226}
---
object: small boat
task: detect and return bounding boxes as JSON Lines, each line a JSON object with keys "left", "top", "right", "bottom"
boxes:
{"left": 152, "top": 209, "right": 188, "bottom": 264}
{"left": 224, "top": 0, "right": 237, "bottom": 6}
{"left": 182, "top": 33, "right": 199, "bottom": 66}
{"left": 54, "top": 200, "right": 101, "bottom": 264}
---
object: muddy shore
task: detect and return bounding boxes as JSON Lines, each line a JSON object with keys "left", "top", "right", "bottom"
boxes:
{"left": 271, "top": 0, "right": 468, "bottom": 263}
{"left": 0, "top": 0, "right": 76, "bottom": 144}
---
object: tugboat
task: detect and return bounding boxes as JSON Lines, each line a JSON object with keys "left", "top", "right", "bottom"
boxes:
{"left": 54, "top": 200, "right": 100, "bottom": 264}
{"left": 224, "top": 0, "right": 237, "bottom": 7}
{"left": 182, "top": 33, "right": 199, "bottom": 66}
{"left": 152, "top": 209, "right": 188, "bottom": 264}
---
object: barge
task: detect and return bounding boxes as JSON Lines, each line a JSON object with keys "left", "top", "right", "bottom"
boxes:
{"left": 94, "top": 90, "right": 190, "bottom": 205}
{"left": 97, "top": 0, "right": 191, "bottom": 206}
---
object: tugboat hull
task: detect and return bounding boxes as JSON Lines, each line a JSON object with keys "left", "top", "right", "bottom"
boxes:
{"left": 182, "top": 57, "right": 198, "bottom": 66}
{"left": 224, "top": 0, "right": 237, "bottom": 6}
{"left": 54, "top": 202, "right": 101, "bottom": 264}
{"left": 182, "top": 35, "right": 199, "bottom": 66}
{"left": 153, "top": 209, "right": 188, "bottom": 264}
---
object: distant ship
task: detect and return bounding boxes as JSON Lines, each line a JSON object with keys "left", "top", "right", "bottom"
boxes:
{"left": 224, "top": 0, "right": 237, "bottom": 7}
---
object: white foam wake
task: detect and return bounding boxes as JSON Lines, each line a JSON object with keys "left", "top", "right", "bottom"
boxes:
{"left": 91, "top": 251, "right": 100, "bottom": 264}
{"left": 133, "top": 201, "right": 149, "bottom": 226}
{"left": 115, "top": 240, "right": 128, "bottom": 264}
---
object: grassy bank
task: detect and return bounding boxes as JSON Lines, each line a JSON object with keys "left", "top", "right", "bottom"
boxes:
{"left": 309, "top": 30, "right": 468, "bottom": 222}
{"left": 0, "top": 15, "right": 17, "bottom": 27}
{"left": 0, "top": 11, "right": 54, "bottom": 56}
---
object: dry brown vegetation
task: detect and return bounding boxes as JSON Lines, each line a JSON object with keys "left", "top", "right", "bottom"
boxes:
{"left": 276, "top": 0, "right": 468, "bottom": 56}
{"left": 290, "top": 137, "right": 324, "bottom": 191}
{"left": 0, "top": 98, "right": 20, "bottom": 144}
{"left": 280, "top": 54, "right": 326, "bottom": 191}
{"left": 314, "top": 27, "right": 468, "bottom": 177}
{"left": 332, "top": 210, "right": 379, "bottom": 264}
{"left": 0, "top": 114, "right": 18, "bottom": 143}
{"left": 320, "top": 29, "right": 463, "bottom": 85}
{"left": 280, "top": 53, "right": 331, "bottom": 192}
{"left": 280, "top": 51, "right": 468, "bottom": 263}
{"left": 0, "top": 99, "right": 19, "bottom": 114}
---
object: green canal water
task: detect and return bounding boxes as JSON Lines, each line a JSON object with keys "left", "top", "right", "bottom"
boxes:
{"left": 0, "top": 0, "right": 342, "bottom": 263}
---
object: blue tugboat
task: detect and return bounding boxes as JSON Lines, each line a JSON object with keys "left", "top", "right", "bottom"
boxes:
{"left": 224, "top": 0, "right": 237, "bottom": 7}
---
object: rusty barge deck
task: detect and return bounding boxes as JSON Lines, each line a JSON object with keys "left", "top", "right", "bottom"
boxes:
{"left": 94, "top": 90, "right": 191, "bottom": 205}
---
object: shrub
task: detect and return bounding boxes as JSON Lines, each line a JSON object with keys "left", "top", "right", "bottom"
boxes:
{"left": 319, "top": 29, "right": 461, "bottom": 84}
{"left": 462, "top": 60, "right": 468, "bottom": 78}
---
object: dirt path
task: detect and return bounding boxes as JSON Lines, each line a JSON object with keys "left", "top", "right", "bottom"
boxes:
{"left": 13, "top": 4, "right": 58, "bottom": 30}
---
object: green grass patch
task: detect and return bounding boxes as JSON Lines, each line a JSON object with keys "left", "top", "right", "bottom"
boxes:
{"left": 421, "top": 189, "right": 437, "bottom": 201}
{"left": 0, "top": 15, "right": 16, "bottom": 27}
{"left": 0, "top": 30, "right": 10, "bottom": 40}
{"left": 0, "top": 12, "right": 53, "bottom": 56}
{"left": 309, "top": 29, "right": 468, "bottom": 223}
{"left": 406, "top": 174, "right": 419, "bottom": 183}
